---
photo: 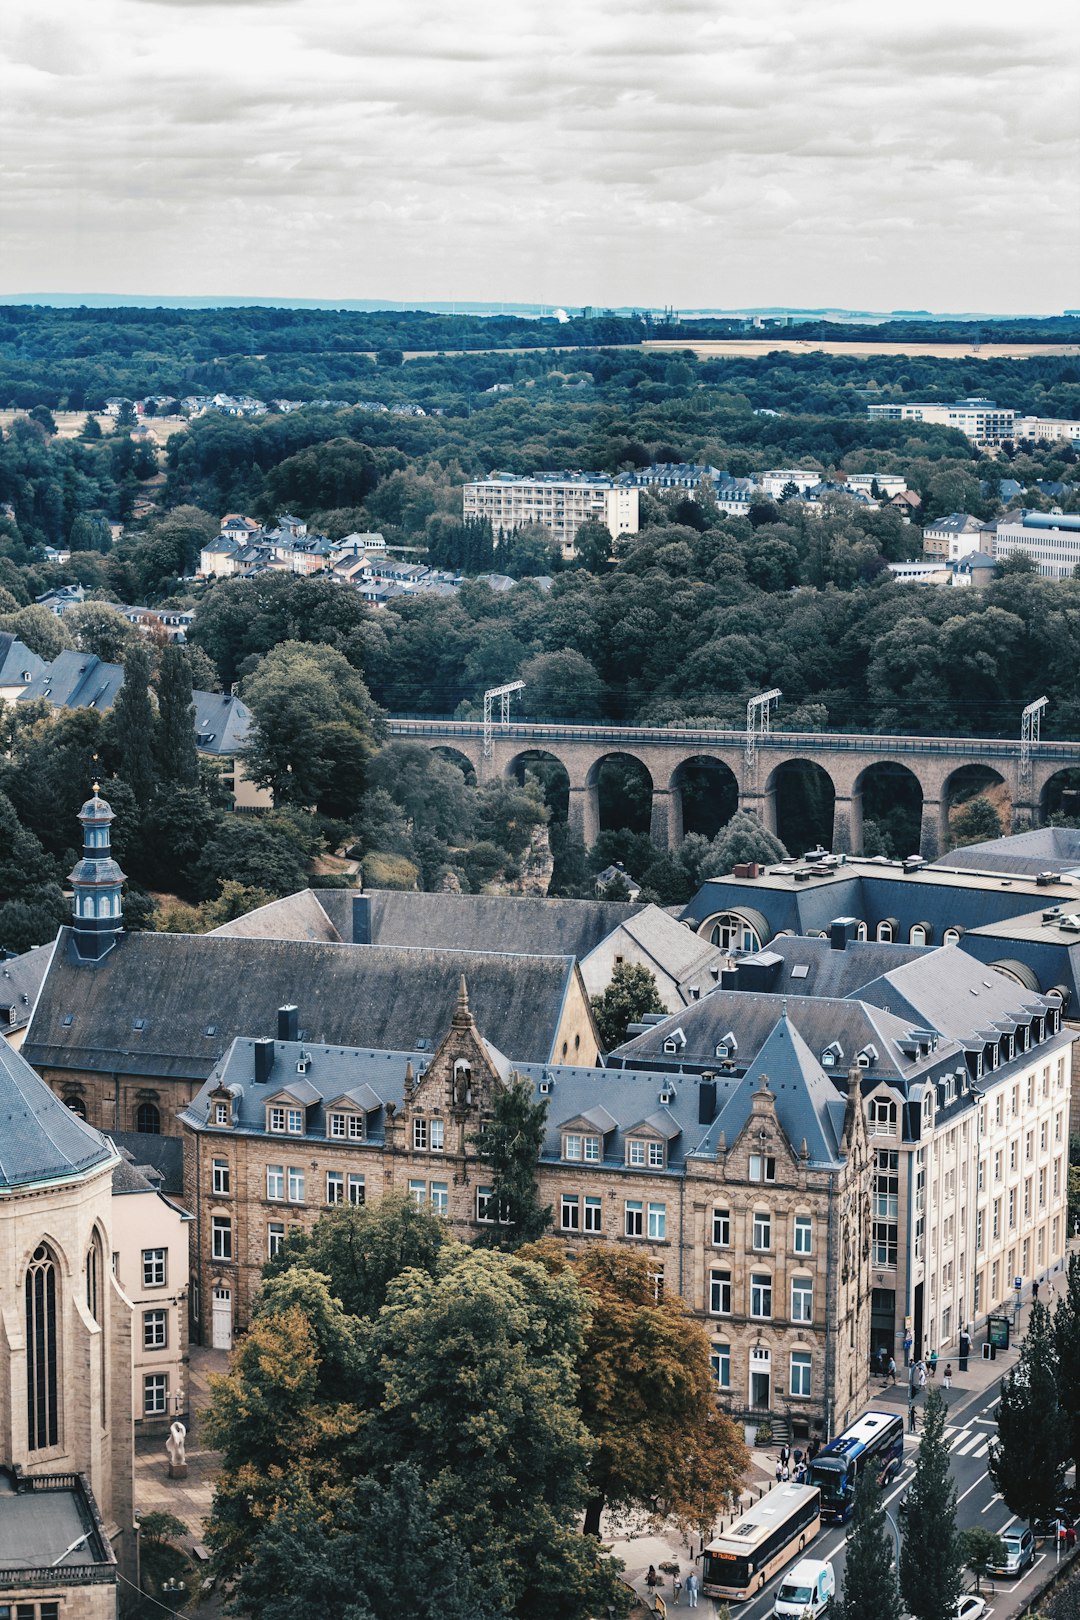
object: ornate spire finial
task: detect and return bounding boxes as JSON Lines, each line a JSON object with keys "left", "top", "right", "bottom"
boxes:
{"left": 457, "top": 973, "right": 469, "bottom": 1012}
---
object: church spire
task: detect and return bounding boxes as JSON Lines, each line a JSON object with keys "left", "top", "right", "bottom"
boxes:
{"left": 69, "top": 788, "right": 126, "bottom": 961}
{"left": 453, "top": 974, "right": 473, "bottom": 1028}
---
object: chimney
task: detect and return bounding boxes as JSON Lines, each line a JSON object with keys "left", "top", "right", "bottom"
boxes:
{"left": 698, "top": 1076, "right": 718, "bottom": 1125}
{"left": 253, "top": 1038, "right": 274, "bottom": 1084}
{"left": 277, "top": 1004, "right": 299, "bottom": 1042}
{"left": 829, "top": 917, "right": 859, "bottom": 952}
{"left": 352, "top": 893, "right": 371, "bottom": 944}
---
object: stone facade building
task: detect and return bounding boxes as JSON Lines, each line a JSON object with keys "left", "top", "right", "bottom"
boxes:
{"left": 180, "top": 983, "right": 873, "bottom": 1443}
{"left": 0, "top": 998, "right": 135, "bottom": 1590}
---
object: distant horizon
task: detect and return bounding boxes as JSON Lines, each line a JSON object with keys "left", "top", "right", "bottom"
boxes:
{"left": 2, "top": 294, "right": 1075, "bottom": 322}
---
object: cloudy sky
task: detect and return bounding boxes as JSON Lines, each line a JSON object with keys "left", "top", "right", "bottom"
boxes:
{"left": 1, "top": 0, "right": 1077, "bottom": 312}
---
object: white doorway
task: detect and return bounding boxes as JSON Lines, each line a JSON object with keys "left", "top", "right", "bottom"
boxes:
{"left": 750, "top": 1345, "right": 771, "bottom": 1409}
{"left": 211, "top": 1285, "right": 232, "bottom": 1351}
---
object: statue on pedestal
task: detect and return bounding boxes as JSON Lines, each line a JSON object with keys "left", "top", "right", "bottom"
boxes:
{"left": 165, "top": 1420, "right": 188, "bottom": 1479}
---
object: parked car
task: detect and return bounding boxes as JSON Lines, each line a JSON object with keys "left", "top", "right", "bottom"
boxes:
{"left": 956, "top": 1596, "right": 987, "bottom": 1620}
{"left": 989, "top": 1528, "right": 1035, "bottom": 1576}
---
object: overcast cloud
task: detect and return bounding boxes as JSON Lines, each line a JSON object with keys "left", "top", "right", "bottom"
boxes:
{"left": 1, "top": 0, "right": 1077, "bottom": 311}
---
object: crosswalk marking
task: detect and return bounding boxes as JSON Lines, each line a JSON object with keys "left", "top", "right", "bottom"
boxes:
{"left": 956, "top": 1434, "right": 984, "bottom": 1456}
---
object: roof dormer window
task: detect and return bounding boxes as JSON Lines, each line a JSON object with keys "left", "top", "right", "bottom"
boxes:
{"left": 856, "top": 1044, "right": 878, "bottom": 1068}
{"left": 663, "top": 1028, "right": 686, "bottom": 1055}
{"left": 714, "top": 1032, "right": 738, "bottom": 1061}
{"left": 821, "top": 1041, "right": 843, "bottom": 1069}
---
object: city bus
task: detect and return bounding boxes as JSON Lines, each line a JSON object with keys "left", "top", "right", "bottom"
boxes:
{"left": 807, "top": 1410, "right": 905, "bottom": 1522}
{"left": 702, "top": 1484, "right": 822, "bottom": 1601}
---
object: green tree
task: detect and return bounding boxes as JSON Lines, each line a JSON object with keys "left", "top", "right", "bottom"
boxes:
{"left": 590, "top": 961, "right": 666, "bottom": 1050}
{"left": 706, "top": 810, "right": 788, "bottom": 874}
{"left": 0, "top": 604, "right": 73, "bottom": 661}
{"left": 839, "top": 1468, "right": 902, "bottom": 1620}
{"left": 899, "top": 1386, "right": 963, "bottom": 1620}
{"left": 366, "top": 742, "right": 474, "bottom": 843}
{"left": 957, "top": 1528, "right": 1007, "bottom": 1596}
{"left": 155, "top": 643, "right": 199, "bottom": 787}
{"left": 65, "top": 601, "right": 136, "bottom": 664}
{"left": 573, "top": 520, "right": 614, "bottom": 573}
{"left": 950, "top": 794, "right": 1002, "bottom": 847}
{"left": 472, "top": 1076, "right": 551, "bottom": 1250}
{"left": 243, "top": 641, "right": 382, "bottom": 816}
{"left": 68, "top": 512, "right": 113, "bottom": 553}
{"left": 1055, "top": 1249, "right": 1080, "bottom": 1471}
{"left": 263, "top": 1195, "right": 447, "bottom": 1319}
{"left": 108, "top": 642, "right": 157, "bottom": 807}
{"left": 519, "top": 649, "right": 603, "bottom": 720}
{"left": 527, "top": 1243, "right": 748, "bottom": 1539}
{"left": 989, "top": 1299, "right": 1068, "bottom": 1527}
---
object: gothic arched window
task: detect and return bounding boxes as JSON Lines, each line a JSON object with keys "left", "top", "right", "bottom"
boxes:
{"left": 26, "top": 1245, "right": 59, "bottom": 1451}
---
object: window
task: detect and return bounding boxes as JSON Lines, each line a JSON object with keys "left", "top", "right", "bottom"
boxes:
{"left": 649, "top": 1140, "right": 666, "bottom": 1168}
{"left": 562, "top": 1195, "right": 581, "bottom": 1231}
{"left": 430, "top": 1182, "right": 448, "bottom": 1216}
{"left": 287, "top": 1166, "right": 305, "bottom": 1203}
{"left": 214, "top": 1102, "right": 229, "bottom": 1126}
{"left": 287, "top": 1108, "right": 304, "bottom": 1135}
{"left": 709, "top": 1268, "right": 732, "bottom": 1315}
{"left": 584, "top": 1196, "right": 602, "bottom": 1233}
{"left": 976, "top": 1210, "right": 984, "bottom": 1251}
{"left": 142, "top": 1248, "right": 166, "bottom": 1288}
{"left": 791, "top": 1277, "right": 813, "bottom": 1323}
{"left": 409, "top": 1179, "right": 427, "bottom": 1206}
{"left": 563, "top": 1132, "right": 599, "bottom": 1162}
{"left": 268, "top": 1105, "right": 286, "bottom": 1132}
{"left": 267, "top": 1164, "right": 284, "bottom": 1200}
{"left": 413, "top": 1117, "right": 444, "bottom": 1151}
{"left": 212, "top": 1216, "right": 232, "bottom": 1261}
{"left": 1009, "top": 1140, "right": 1017, "bottom": 1172}
{"left": 143, "top": 1309, "right": 167, "bottom": 1350}
{"left": 627, "top": 1139, "right": 646, "bottom": 1167}
{"left": 1055, "top": 1157, "right": 1062, "bottom": 1198}
{"left": 994, "top": 1150, "right": 1002, "bottom": 1183}
{"left": 625, "top": 1200, "right": 644, "bottom": 1237}
{"left": 712, "top": 1208, "right": 731, "bottom": 1246}
{"left": 873, "top": 1222, "right": 898, "bottom": 1266}
{"left": 992, "top": 1198, "right": 1001, "bottom": 1240}
{"left": 136, "top": 1101, "right": 161, "bottom": 1135}
{"left": 974, "top": 1271, "right": 982, "bottom": 1313}
{"left": 267, "top": 1222, "right": 285, "bottom": 1258}
{"left": 211, "top": 1157, "right": 231, "bottom": 1197}
{"left": 326, "top": 1170, "right": 344, "bottom": 1204}
{"left": 751, "top": 1273, "right": 773, "bottom": 1319}
{"left": 875, "top": 1150, "right": 899, "bottom": 1218}
{"left": 647, "top": 1203, "right": 666, "bottom": 1241}
{"left": 348, "top": 1174, "right": 366, "bottom": 1206}
{"left": 477, "top": 1185, "right": 495, "bottom": 1222}
{"left": 868, "top": 1098, "right": 897, "bottom": 1135}
{"left": 1039, "top": 1167, "right": 1047, "bottom": 1206}
{"left": 329, "top": 1111, "right": 364, "bottom": 1141}
{"left": 710, "top": 1343, "right": 731, "bottom": 1389}
{"left": 144, "top": 1374, "right": 169, "bottom": 1417}
{"left": 790, "top": 1350, "right": 812, "bottom": 1398}
{"left": 752, "top": 1211, "right": 772, "bottom": 1250}
{"left": 25, "top": 1246, "right": 58, "bottom": 1451}
{"left": 749, "top": 1154, "right": 776, "bottom": 1183}
{"left": 1008, "top": 1188, "right": 1016, "bottom": 1229}
{"left": 1041, "top": 1121, "right": 1048, "bottom": 1153}
{"left": 1026, "top": 1131, "right": 1034, "bottom": 1163}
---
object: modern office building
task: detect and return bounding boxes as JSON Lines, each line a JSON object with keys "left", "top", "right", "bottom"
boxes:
{"left": 462, "top": 472, "right": 640, "bottom": 557}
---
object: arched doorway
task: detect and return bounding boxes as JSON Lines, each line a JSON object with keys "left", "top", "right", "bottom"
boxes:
{"left": 507, "top": 749, "right": 571, "bottom": 824}
{"left": 767, "top": 759, "right": 836, "bottom": 854}
{"left": 853, "top": 762, "right": 924, "bottom": 858}
{"left": 672, "top": 756, "right": 740, "bottom": 841}
{"left": 943, "top": 764, "right": 1010, "bottom": 849}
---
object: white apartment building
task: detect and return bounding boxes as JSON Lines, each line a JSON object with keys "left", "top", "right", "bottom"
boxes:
{"left": 758, "top": 468, "right": 823, "bottom": 498}
{"left": 110, "top": 1151, "right": 192, "bottom": 1433}
{"left": 1013, "top": 416, "right": 1080, "bottom": 446}
{"left": 867, "top": 399, "right": 1016, "bottom": 445}
{"left": 847, "top": 473, "right": 909, "bottom": 498}
{"left": 992, "top": 509, "right": 1080, "bottom": 579}
{"left": 463, "top": 472, "right": 640, "bottom": 558}
{"left": 922, "top": 512, "right": 986, "bottom": 562}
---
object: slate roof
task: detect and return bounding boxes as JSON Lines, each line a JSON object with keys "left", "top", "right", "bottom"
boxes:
{"left": 721, "top": 936, "right": 930, "bottom": 1000}
{"left": 106, "top": 1129, "right": 185, "bottom": 1195}
{"left": 23, "top": 929, "right": 587, "bottom": 1076}
{"left": 0, "top": 633, "right": 46, "bottom": 688}
{"left": 191, "top": 690, "right": 252, "bottom": 754}
{"left": 0, "top": 942, "right": 53, "bottom": 1032}
{"left": 852, "top": 947, "right": 1058, "bottom": 1048}
{"left": 930, "top": 826, "right": 1080, "bottom": 879}
{"left": 0, "top": 1036, "right": 116, "bottom": 1190}
{"left": 699, "top": 1015, "right": 846, "bottom": 1167}
{"left": 208, "top": 889, "right": 344, "bottom": 943}
{"left": 610, "top": 987, "right": 961, "bottom": 1085}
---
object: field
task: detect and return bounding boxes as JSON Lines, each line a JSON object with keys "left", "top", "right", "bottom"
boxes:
{"left": 0, "top": 410, "right": 188, "bottom": 440}
{"left": 642, "top": 338, "right": 1080, "bottom": 361}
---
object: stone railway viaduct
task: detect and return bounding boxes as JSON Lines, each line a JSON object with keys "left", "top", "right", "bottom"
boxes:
{"left": 386, "top": 718, "right": 1080, "bottom": 860}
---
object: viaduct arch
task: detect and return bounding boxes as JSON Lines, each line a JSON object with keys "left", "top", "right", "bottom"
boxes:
{"left": 386, "top": 718, "right": 1080, "bottom": 860}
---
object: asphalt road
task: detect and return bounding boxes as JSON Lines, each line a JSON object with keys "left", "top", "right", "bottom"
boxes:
{"left": 731, "top": 1378, "right": 1071, "bottom": 1620}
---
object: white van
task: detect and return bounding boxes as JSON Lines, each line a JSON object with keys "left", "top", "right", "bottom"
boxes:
{"left": 774, "top": 1558, "right": 835, "bottom": 1620}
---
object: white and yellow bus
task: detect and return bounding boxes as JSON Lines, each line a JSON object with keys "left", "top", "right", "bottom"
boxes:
{"left": 702, "top": 1484, "right": 822, "bottom": 1602}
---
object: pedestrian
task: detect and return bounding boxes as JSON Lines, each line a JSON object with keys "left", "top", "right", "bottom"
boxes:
{"left": 1068, "top": 1525, "right": 1077, "bottom": 1552}
{"left": 903, "top": 1331, "right": 913, "bottom": 1367}
{"left": 776, "top": 1461, "right": 783, "bottom": 1484}
{"left": 928, "top": 1349, "right": 938, "bottom": 1377}
{"left": 686, "top": 1571, "right": 699, "bottom": 1609}
{"left": 795, "top": 1464, "right": 806, "bottom": 1484}
{"left": 943, "top": 1364, "right": 953, "bottom": 1390}
{"left": 780, "top": 1443, "right": 790, "bottom": 1467}
{"left": 1033, "top": 1280, "right": 1040, "bottom": 1303}
{"left": 646, "top": 1566, "right": 658, "bottom": 1590}
{"left": 793, "top": 1448, "right": 804, "bottom": 1468}
{"left": 888, "top": 1355, "right": 897, "bottom": 1384}
{"left": 908, "top": 1402, "right": 918, "bottom": 1434}
{"left": 917, "top": 1363, "right": 927, "bottom": 1391}
{"left": 781, "top": 1465, "right": 790, "bottom": 1482}
{"left": 672, "top": 1576, "right": 682, "bottom": 1605}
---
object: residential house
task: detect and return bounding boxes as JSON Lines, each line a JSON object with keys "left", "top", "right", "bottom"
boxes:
{"left": 0, "top": 633, "right": 46, "bottom": 703}
{"left": 921, "top": 512, "right": 984, "bottom": 562}
{"left": 109, "top": 1148, "right": 192, "bottom": 1434}
{"left": 0, "top": 945, "right": 51, "bottom": 1050}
